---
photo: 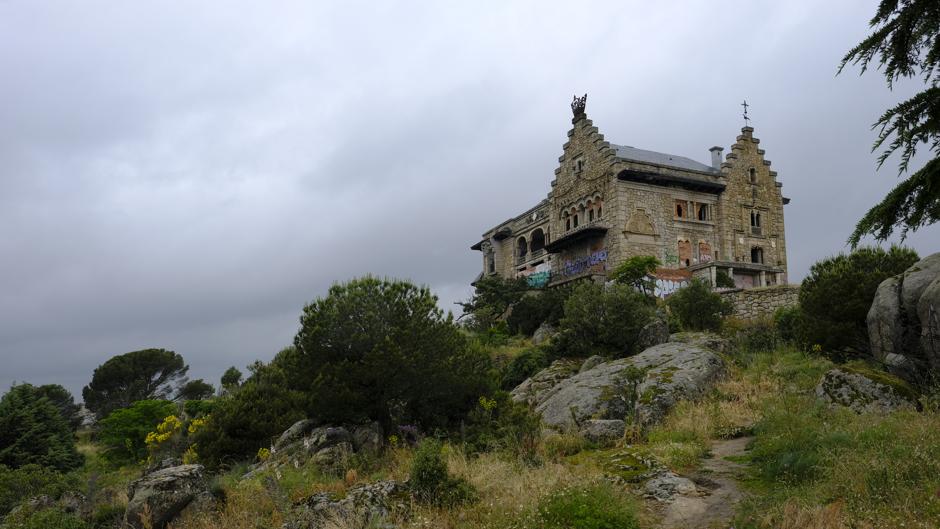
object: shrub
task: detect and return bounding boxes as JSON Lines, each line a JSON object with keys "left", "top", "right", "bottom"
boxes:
{"left": 0, "top": 465, "right": 82, "bottom": 516}
{"left": 499, "top": 347, "right": 549, "bottom": 390}
{"left": 463, "top": 392, "right": 541, "bottom": 461}
{"left": 288, "top": 277, "right": 493, "bottom": 431}
{"left": 409, "top": 439, "right": 476, "bottom": 507}
{"left": 0, "top": 385, "right": 83, "bottom": 472}
{"left": 724, "top": 318, "right": 780, "bottom": 359}
{"left": 715, "top": 269, "right": 736, "bottom": 288}
{"left": 175, "top": 379, "right": 214, "bottom": 401}
{"left": 773, "top": 305, "right": 805, "bottom": 345}
{"left": 552, "top": 282, "right": 656, "bottom": 358}
{"left": 97, "top": 400, "right": 176, "bottom": 465}
{"left": 183, "top": 399, "right": 217, "bottom": 417}
{"left": 2, "top": 507, "right": 89, "bottom": 529}
{"left": 529, "top": 484, "right": 640, "bottom": 529}
{"left": 191, "top": 367, "right": 306, "bottom": 470}
{"left": 799, "top": 246, "right": 918, "bottom": 359}
{"left": 667, "top": 278, "right": 732, "bottom": 332}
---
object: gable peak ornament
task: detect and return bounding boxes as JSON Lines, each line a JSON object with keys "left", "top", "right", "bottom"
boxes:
{"left": 571, "top": 94, "right": 587, "bottom": 122}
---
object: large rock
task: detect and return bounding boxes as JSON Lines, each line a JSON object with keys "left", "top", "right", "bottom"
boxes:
{"left": 668, "top": 332, "right": 729, "bottom": 354}
{"left": 510, "top": 358, "right": 582, "bottom": 407}
{"left": 579, "top": 419, "right": 625, "bottom": 444}
{"left": 636, "top": 317, "right": 670, "bottom": 351}
{"left": 532, "top": 322, "right": 557, "bottom": 345}
{"left": 532, "top": 341, "right": 726, "bottom": 430}
{"left": 815, "top": 368, "right": 918, "bottom": 414}
{"left": 285, "top": 480, "right": 409, "bottom": 529}
{"left": 868, "top": 253, "right": 940, "bottom": 379}
{"left": 125, "top": 464, "right": 212, "bottom": 529}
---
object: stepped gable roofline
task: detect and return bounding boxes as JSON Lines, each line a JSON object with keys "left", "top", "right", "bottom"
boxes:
{"left": 612, "top": 144, "right": 719, "bottom": 174}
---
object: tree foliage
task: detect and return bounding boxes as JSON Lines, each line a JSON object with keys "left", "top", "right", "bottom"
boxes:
{"left": 0, "top": 385, "right": 83, "bottom": 472}
{"left": 458, "top": 275, "right": 529, "bottom": 331}
{"left": 288, "top": 277, "right": 493, "bottom": 430}
{"left": 840, "top": 0, "right": 940, "bottom": 245}
{"left": 505, "top": 285, "right": 574, "bottom": 337}
{"left": 82, "top": 349, "right": 189, "bottom": 418}
{"left": 176, "top": 379, "right": 214, "bottom": 401}
{"left": 552, "top": 282, "right": 656, "bottom": 358}
{"left": 610, "top": 255, "right": 660, "bottom": 296}
{"left": 666, "top": 279, "right": 733, "bottom": 332}
{"left": 97, "top": 400, "right": 176, "bottom": 464}
{"left": 220, "top": 366, "right": 243, "bottom": 393}
{"left": 799, "top": 246, "right": 919, "bottom": 359}
{"left": 31, "top": 385, "right": 82, "bottom": 432}
{"left": 191, "top": 363, "right": 306, "bottom": 470}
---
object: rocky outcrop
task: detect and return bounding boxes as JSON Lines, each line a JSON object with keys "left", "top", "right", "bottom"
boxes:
{"left": 285, "top": 480, "right": 409, "bottom": 529}
{"left": 868, "top": 253, "right": 940, "bottom": 380}
{"left": 668, "top": 332, "right": 729, "bottom": 355}
{"left": 579, "top": 419, "right": 625, "bottom": 444}
{"left": 510, "top": 358, "right": 582, "bottom": 408}
{"left": 247, "top": 422, "right": 383, "bottom": 478}
{"left": 643, "top": 471, "right": 698, "bottom": 502}
{"left": 636, "top": 317, "right": 670, "bottom": 351}
{"left": 125, "top": 464, "right": 212, "bottom": 529}
{"left": 528, "top": 341, "right": 726, "bottom": 430}
{"left": 815, "top": 367, "right": 918, "bottom": 414}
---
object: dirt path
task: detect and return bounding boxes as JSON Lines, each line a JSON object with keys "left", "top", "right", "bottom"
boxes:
{"left": 656, "top": 436, "right": 752, "bottom": 529}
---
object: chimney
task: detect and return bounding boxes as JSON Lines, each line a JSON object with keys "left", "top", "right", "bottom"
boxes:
{"left": 708, "top": 146, "right": 723, "bottom": 170}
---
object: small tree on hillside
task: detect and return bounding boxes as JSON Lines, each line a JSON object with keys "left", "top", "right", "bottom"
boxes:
{"left": 220, "top": 366, "right": 243, "bottom": 394}
{"left": 0, "top": 385, "right": 83, "bottom": 472}
{"left": 667, "top": 279, "right": 733, "bottom": 332}
{"left": 290, "top": 277, "right": 493, "bottom": 430}
{"left": 799, "top": 246, "right": 919, "bottom": 359}
{"left": 97, "top": 400, "right": 176, "bottom": 464}
{"left": 458, "top": 275, "right": 528, "bottom": 331}
{"left": 82, "top": 349, "right": 189, "bottom": 418}
{"left": 33, "top": 385, "right": 83, "bottom": 431}
{"left": 610, "top": 255, "right": 660, "bottom": 296}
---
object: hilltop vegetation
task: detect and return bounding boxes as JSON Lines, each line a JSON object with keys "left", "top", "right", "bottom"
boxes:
{"left": 1, "top": 245, "right": 937, "bottom": 529}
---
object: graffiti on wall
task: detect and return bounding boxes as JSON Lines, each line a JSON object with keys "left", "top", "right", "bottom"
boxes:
{"left": 526, "top": 262, "right": 552, "bottom": 287}
{"left": 561, "top": 249, "right": 608, "bottom": 277}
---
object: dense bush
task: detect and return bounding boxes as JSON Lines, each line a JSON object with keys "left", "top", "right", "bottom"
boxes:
{"left": 287, "top": 277, "right": 493, "bottom": 431}
{"left": 30, "top": 385, "right": 83, "bottom": 432}
{"left": 667, "top": 279, "right": 732, "bottom": 332}
{"left": 409, "top": 439, "right": 476, "bottom": 507}
{"left": 0, "top": 465, "right": 82, "bottom": 516}
{"left": 773, "top": 305, "right": 805, "bottom": 345}
{"left": 799, "top": 246, "right": 918, "bottom": 359}
{"left": 506, "top": 286, "right": 574, "bottom": 336}
{"left": 97, "top": 400, "right": 176, "bottom": 464}
{"left": 463, "top": 391, "right": 541, "bottom": 461}
{"left": 715, "top": 269, "right": 736, "bottom": 288}
{"left": 183, "top": 399, "right": 217, "bottom": 417}
{"left": 551, "top": 282, "right": 656, "bottom": 358}
{"left": 175, "top": 379, "right": 214, "bottom": 401}
{"left": 82, "top": 348, "right": 189, "bottom": 418}
{"left": 192, "top": 364, "right": 306, "bottom": 470}
{"left": 499, "top": 348, "right": 549, "bottom": 390}
{"left": 0, "top": 385, "right": 83, "bottom": 472}
{"left": 527, "top": 484, "right": 640, "bottom": 529}
{"left": 724, "top": 318, "right": 780, "bottom": 359}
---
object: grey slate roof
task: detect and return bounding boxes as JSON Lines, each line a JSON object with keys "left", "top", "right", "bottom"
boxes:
{"left": 612, "top": 144, "right": 718, "bottom": 173}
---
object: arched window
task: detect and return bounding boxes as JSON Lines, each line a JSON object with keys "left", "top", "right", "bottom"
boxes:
{"left": 589, "top": 209, "right": 595, "bottom": 222}
{"left": 749, "top": 168, "right": 757, "bottom": 183}
{"left": 564, "top": 211, "right": 571, "bottom": 231}
{"left": 678, "top": 239, "right": 692, "bottom": 267}
{"left": 675, "top": 203, "right": 684, "bottom": 218}
{"left": 517, "top": 237, "right": 528, "bottom": 260}
{"left": 573, "top": 214, "right": 579, "bottom": 228}
{"left": 530, "top": 228, "right": 545, "bottom": 253}
{"left": 597, "top": 204, "right": 603, "bottom": 217}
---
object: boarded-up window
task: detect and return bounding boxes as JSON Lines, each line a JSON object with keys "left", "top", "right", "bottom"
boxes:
{"left": 699, "top": 241, "right": 712, "bottom": 262}
{"left": 678, "top": 240, "right": 692, "bottom": 267}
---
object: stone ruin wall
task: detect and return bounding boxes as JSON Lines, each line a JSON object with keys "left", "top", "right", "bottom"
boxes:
{"left": 719, "top": 284, "right": 799, "bottom": 320}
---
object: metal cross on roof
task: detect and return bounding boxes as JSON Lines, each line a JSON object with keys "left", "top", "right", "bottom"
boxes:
{"left": 741, "top": 100, "right": 751, "bottom": 127}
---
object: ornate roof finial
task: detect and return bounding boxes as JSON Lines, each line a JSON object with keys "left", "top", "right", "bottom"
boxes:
{"left": 571, "top": 94, "right": 587, "bottom": 122}
{"left": 741, "top": 99, "right": 751, "bottom": 127}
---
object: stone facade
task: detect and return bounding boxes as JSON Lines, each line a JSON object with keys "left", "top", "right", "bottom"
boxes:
{"left": 718, "top": 285, "right": 799, "bottom": 320}
{"left": 472, "top": 96, "right": 791, "bottom": 290}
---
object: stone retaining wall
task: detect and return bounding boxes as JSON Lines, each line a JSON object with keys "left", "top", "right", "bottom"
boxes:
{"left": 719, "top": 285, "right": 799, "bottom": 320}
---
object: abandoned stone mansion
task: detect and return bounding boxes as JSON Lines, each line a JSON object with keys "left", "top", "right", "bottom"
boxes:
{"left": 471, "top": 96, "right": 790, "bottom": 291}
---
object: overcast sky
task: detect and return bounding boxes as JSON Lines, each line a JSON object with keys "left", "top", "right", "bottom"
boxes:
{"left": 1, "top": 1, "right": 937, "bottom": 399}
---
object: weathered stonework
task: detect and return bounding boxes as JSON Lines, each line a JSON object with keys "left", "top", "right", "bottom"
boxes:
{"left": 471, "top": 97, "right": 790, "bottom": 291}
{"left": 718, "top": 285, "right": 799, "bottom": 320}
